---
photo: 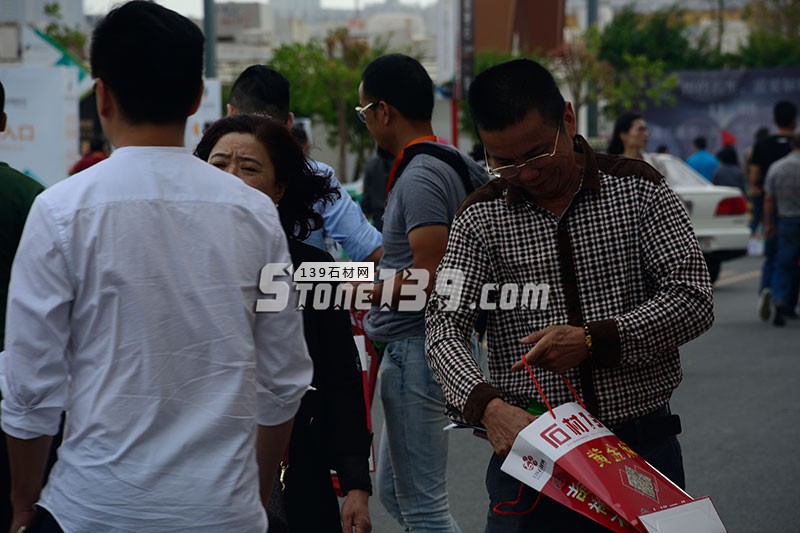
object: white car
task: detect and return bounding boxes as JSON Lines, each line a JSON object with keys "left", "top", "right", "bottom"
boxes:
{"left": 647, "top": 153, "right": 750, "bottom": 283}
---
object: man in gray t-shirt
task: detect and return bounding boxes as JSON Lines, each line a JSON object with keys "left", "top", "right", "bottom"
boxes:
{"left": 764, "top": 131, "right": 800, "bottom": 325}
{"left": 357, "top": 54, "right": 488, "bottom": 532}
{"left": 367, "top": 152, "right": 487, "bottom": 340}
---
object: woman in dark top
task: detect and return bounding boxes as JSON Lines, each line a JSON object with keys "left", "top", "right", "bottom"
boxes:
{"left": 607, "top": 112, "right": 649, "bottom": 160}
{"left": 713, "top": 146, "right": 747, "bottom": 193}
{"left": 195, "top": 115, "right": 373, "bottom": 533}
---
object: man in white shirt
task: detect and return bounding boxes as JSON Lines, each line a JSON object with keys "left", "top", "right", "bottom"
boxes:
{"left": 0, "top": 2, "right": 313, "bottom": 531}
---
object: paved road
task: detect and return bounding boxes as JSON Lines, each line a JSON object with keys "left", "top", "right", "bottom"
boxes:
{"left": 365, "top": 255, "right": 800, "bottom": 533}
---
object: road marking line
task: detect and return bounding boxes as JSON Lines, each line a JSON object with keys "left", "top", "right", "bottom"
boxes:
{"left": 715, "top": 269, "right": 760, "bottom": 287}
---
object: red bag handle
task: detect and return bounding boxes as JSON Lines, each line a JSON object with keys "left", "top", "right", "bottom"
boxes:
{"left": 520, "top": 356, "right": 587, "bottom": 418}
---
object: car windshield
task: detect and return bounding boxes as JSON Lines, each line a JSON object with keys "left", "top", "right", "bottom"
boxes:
{"left": 647, "top": 154, "right": 711, "bottom": 188}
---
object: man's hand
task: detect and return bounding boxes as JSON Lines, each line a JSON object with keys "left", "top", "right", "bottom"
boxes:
{"left": 10, "top": 504, "right": 36, "bottom": 533}
{"left": 512, "top": 325, "right": 589, "bottom": 374}
{"left": 764, "top": 193, "right": 777, "bottom": 240}
{"left": 480, "top": 398, "right": 536, "bottom": 457}
{"left": 341, "top": 489, "right": 371, "bottom": 533}
{"left": 256, "top": 421, "right": 293, "bottom": 512}
{"left": 7, "top": 434, "right": 52, "bottom": 533}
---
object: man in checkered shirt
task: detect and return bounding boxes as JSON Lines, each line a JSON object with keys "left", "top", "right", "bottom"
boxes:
{"left": 425, "top": 59, "right": 714, "bottom": 531}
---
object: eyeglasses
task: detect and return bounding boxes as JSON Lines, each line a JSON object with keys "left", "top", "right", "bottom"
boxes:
{"left": 484, "top": 126, "right": 561, "bottom": 179}
{"left": 355, "top": 101, "right": 378, "bottom": 124}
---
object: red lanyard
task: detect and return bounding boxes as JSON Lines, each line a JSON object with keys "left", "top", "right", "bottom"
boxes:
{"left": 384, "top": 135, "right": 443, "bottom": 199}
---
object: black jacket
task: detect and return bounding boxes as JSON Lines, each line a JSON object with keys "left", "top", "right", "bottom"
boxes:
{"left": 283, "top": 240, "right": 372, "bottom": 531}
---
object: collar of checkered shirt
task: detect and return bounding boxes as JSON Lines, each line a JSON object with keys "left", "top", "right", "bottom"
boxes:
{"left": 505, "top": 134, "right": 600, "bottom": 206}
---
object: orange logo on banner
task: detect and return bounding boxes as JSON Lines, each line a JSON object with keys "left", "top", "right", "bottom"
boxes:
{"left": 0, "top": 124, "right": 35, "bottom": 142}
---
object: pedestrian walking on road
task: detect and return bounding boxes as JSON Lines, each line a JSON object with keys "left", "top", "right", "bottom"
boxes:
{"left": 750, "top": 101, "right": 797, "bottom": 321}
{"left": 713, "top": 145, "right": 747, "bottom": 193}
{"left": 196, "top": 114, "right": 374, "bottom": 532}
{"left": 425, "top": 59, "right": 715, "bottom": 532}
{"left": 763, "top": 130, "right": 800, "bottom": 326}
{"left": 687, "top": 136, "right": 719, "bottom": 181}
{"left": 0, "top": 3, "right": 312, "bottom": 531}
{"left": 358, "top": 53, "right": 489, "bottom": 532}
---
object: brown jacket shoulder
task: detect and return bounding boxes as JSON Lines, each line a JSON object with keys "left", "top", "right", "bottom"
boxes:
{"left": 456, "top": 178, "right": 509, "bottom": 217}
{"left": 595, "top": 153, "right": 664, "bottom": 184}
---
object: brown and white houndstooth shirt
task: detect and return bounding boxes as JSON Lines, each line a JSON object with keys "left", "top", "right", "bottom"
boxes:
{"left": 425, "top": 135, "right": 714, "bottom": 428}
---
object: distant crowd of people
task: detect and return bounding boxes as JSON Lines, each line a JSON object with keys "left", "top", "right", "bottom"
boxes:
{"left": 606, "top": 103, "right": 799, "bottom": 327}
{"left": 0, "top": 2, "right": 795, "bottom": 532}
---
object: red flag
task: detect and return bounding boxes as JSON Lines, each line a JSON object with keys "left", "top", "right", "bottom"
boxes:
{"left": 721, "top": 130, "right": 737, "bottom": 146}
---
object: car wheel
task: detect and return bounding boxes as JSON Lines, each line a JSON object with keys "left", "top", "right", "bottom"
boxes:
{"left": 705, "top": 256, "right": 721, "bottom": 283}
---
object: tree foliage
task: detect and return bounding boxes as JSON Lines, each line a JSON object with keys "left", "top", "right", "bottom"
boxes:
{"left": 43, "top": 3, "right": 87, "bottom": 60}
{"left": 595, "top": 6, "right": 694, "bottom": 118}
{"left": 598, "top": 1, "right": 800, "bottom": 70}
{"left": 549, "top": 26, "right": 613, "bottom": 119}
{"left": 739, "top": 0, "right": 800, "bottom": 67}
{"left": 600, "top": 54, "right": 679, "bottom": 119}
{"left": 738, "top": 30, "right": 800, "bottom": 67}
{"left": 270, "top": 29, "right": 396, "bottom": 181}
{"left": 744, "top": 0, "right": 800, "bottom": 40}
{"left": 598, "top": 5, "right": 715, "bottom": 72}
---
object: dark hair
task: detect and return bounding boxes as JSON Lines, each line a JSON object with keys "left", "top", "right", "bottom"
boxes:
{"left": 90, "top": 1, "right": 204, "bottom": 124}
{"left": 470, "top": 142, "right": 485, "bottom": 162}
{"left": 290, "top": 123, "right": 308, "bottom": 147}
{"left": 693, "top": 136, "right": 707, "bottom": 150}
{"left": 228, "top": 65, "right": 291, "bottom": 123}
{"left": 607, "top": 112, "right": 643, "bottom": 155}
{"left": 656, "top": 144, "right": 669, "bottom": 154}
{"left": 716, "top": 145, "right": 739, "bottom": 166}
{"left": 89, "top": 136, "right": 106, "bottom": 152}
{"left": 754, "top": 126, "right": 770, "bottom": 142}
{"left": 774, "top": 100, "right": 797, "bottom": 129}
{"left": 0, "top": 79, "right": 5, "bottom": 115}
{"left": 468, "top": 59, "right": 565, "bottom": 134}
{"left": 361, "top": 54, "right": 433, "bottom": 122}
{"left": 194, "top": 115, "right": 338, "bottom": 240}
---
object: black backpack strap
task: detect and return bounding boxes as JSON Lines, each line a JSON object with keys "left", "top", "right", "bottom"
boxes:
{"left": 391, "top": 143, "right": 475, "bottom": 195}
{"left": 392, "top": 143, "right": 487, "bottom": 336}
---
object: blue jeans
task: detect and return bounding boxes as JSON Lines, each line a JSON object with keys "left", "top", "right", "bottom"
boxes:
{"left": 377, "top": 335, "right": 461, "bottom": 533}
{"left": 760, "top": 234, "right": 777, "bottom": 293}
{"left": 773, "top": 218, "right": 800, "bottom": 311}
{"left": 749, "top": 194, "right": 764, "bottom": 234}
{"left": 484, "top": 428, "right": 685, "bottom": 532}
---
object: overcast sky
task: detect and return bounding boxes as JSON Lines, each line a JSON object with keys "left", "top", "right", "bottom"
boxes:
{"left": 83, "top": 0, "right": 435, "bottom": 17}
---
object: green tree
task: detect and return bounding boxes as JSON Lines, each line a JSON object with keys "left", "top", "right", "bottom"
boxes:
{"left": 739, "top": 0, "right": 800, "bottom": 67}
{"left": 600, "top": 54, "right": 679, "bottom": 119}
{"left": 549, "top": 26, "right": 613, "bottom": 122}
{"left": 43, "top": 2, "right": 87, "bottom": 60}
{"left": 598, "top": 5, "right": 715, "bottom": 71}
{"left": 270, "top": 29, "right": 392, "bottom": 181}
{"left": 738, "top": 30, "right": 800, "bottom": 67}
{"left": 744, "top": 0, "right": 800, "bottom": 40}
{"left": 597, "top": 6, "right": 687, "bottom": 118}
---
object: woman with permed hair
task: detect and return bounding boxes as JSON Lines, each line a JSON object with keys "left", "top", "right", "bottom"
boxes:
{"left": 195, "top": 114, "right": 373, "bottom": 533}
